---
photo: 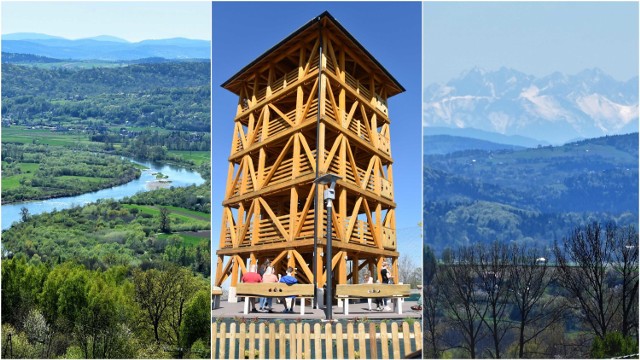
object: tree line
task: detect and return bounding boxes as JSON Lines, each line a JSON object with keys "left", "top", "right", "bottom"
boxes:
{"left": 423, "top": 222, "right": 638, "bottom": 358}
{"left": 2, "top": 257, "right": 210, "bottom": 358}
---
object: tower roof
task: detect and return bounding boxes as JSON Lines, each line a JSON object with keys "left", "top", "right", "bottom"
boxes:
{"left": 221, "top": 11, "right": 405, "bottom": 97}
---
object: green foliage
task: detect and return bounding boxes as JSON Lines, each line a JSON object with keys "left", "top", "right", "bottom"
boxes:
{"left": 2, "top": 62, "right": 210, "bottom": 132}
{"left": 180, "top": 290, "right": 211, "bottom": 351}
{"left": 590, "top": 332, "right": 638, "bottom": 358}
{"left": 124, "top": 183, "right": 211, "bottom": 214}
{"left": 1, "top": 258, "right": 206, "bottom": 358}
{"left": 1, "top": 143, "right": 140, "bottom": 204}
{"left": 2, "top": 195, "right": 210, "bottom": 275}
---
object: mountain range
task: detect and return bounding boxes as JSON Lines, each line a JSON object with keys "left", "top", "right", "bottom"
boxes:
{"left": 424, "top": 67, "right": 639, "bottom": 144}
{"left": 2, "top": 33, "right": 210, "bottom": 60}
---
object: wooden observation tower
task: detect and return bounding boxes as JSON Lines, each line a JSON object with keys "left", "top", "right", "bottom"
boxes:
{"left": 215, "top": 12, "right": 405, "bottom": 299}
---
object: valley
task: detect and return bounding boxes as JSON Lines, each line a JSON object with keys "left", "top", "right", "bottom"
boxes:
{"left": 1, "top": 45, "right": 212, "bottom": 358}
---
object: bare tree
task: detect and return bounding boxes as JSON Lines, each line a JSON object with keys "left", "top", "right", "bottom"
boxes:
{"left": 553, "top": 222, "right": 620, "bottom": 339}
{"left": 398, "top": 254, "right": 421, "bottom": 288}
{"left": 611, "top": 225, "right": 639, "bottom": 338}
{"left": 423, "top": 261, "right": 443, "bottom": 359}
{"left": 438, "top": 246, "right": 488, "bottom": 358}
{"left": 508, "top": 243, "right": 566, "bottom": 358}
{"left": 474, "top": 242, "right": 511, "bottom": 359}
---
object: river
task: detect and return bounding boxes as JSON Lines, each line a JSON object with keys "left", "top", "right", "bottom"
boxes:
{"left": 1, "top": 158, "right": 206, "bottom": 230}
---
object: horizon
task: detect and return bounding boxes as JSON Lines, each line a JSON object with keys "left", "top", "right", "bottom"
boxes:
{"left": 426, "top": 65, "right": 640, "bottom": 86}
{"left": 2, "top": 32, "right": 210, "bottom": 43}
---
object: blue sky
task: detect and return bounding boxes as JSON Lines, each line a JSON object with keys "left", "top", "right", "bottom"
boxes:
{"left": 423, "top": 2, "right": 639, "bottom": 85}
{"left": 211, "top": 2, "right": 423, "bottom": 266}
{"left": 1, "top": 2, "right": 211, "bottom": 42}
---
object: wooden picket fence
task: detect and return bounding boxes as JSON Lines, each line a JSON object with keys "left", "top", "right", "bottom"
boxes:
{"left": 211, "top": 320, "right": 421, "bottom": 359}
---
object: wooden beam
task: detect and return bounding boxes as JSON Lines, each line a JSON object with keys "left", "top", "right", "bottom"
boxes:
{"left": 292, "top": 249, "right": 314, "bottom": 283}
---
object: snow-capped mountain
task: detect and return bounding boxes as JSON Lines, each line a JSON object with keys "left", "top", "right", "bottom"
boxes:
{"left": 424, "top": 67, "right": 639, "bottom": 144}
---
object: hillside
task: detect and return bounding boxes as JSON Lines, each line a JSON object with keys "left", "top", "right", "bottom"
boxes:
{"left": 424, "top": 133, "right": 639, "bottom": 253}
{"left": 1, "top": 62, "right": 210, "bottom": 132}
{"left": 424, "top": 134, "right": 525, "bottom": 155}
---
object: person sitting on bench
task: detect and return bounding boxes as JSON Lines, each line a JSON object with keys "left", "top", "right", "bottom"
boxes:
{"left": 241, "top": 264, "right": 262, "bottom": 312}
{"left": 279, "top": 267, "right": 298, "bottom": 313}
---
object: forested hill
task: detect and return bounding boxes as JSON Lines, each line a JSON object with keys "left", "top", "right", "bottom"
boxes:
{"left": 424, "top": 134, "right": 525, "bottom": 155}
{"left": 2, "top": 62, "right": 209, "bottom": 97}
{"left": 424, "top": 133, "right": 639, "bottom": 253}
{"left": 1, "top": 62, "right": 210, "bottom": 131}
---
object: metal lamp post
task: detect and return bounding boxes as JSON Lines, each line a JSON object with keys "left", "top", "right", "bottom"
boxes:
{"left": 314, "top": 173, "right": 341, "bottom": 320}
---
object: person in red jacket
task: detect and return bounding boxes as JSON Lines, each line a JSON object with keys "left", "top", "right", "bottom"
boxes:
{"left": 241, "top": 264, "right": 262, "bottom": 312}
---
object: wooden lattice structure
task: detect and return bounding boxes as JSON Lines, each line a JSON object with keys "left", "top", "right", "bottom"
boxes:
{"left": 215, "top": 12, "right": 404, "bottom": 299}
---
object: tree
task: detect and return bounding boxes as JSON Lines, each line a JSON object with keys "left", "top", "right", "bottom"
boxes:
{"left": 438, "top": 246, "right": 488, "bottom": 358}
{"left": 20, "top": 207, "right": 30, "bottom": 222}
{"left": 159, "top": 207, "right": 171, "bottom": 233}
{"left": 397, "top": 254, "right": 421, "bottom": 288}
{"left": 553, "top": 222, "right": 619, "bottom": 339}
{"left": 610, "top": 225, "right": 639, "bottom": 338}
{"left": 508, "top": 243, "right": 565, "bottom": 358}
{"left": 423, "top": 275, "right": 443, "bottom": 358}
{"left": 474, "top": 242, "right": 511, "bottom": 359}
{"left": 180, "top": 289, "right": 210, "bottom": 354}
{"left": 590, "top": 332, "right": 638, "bottom": 358}
{"left": 162, "top": 268, "right": 197, "bottom": 356}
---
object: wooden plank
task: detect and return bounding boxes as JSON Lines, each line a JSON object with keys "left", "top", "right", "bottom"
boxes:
{"left": 258, "top": 198, "right": 289, "bottom": 241}
{"left": 211, "top": 322, "right": 218, "bottom": 358}
{"left": 258, "top": 323, "right": 266, "bottom": 360}
{"left": 369, "top": 322, "right": 379, "bottom": 360}
{"left": 358, "top": 323, "right": 367, "bottom": 360}
{"left": 402, "top": 321, "right": 412, "bottom": 355}
{"left": 238, "top": 322, "right": 246, "bottom": 359}
{"left": 248, "top": 323, "right": 256, "bottom": 359}
{"left": 269, "top": 323, "right": 276, "bottom": 359}
{"left": 391, "top": 322, "right": 400, "bottom": 359}
{"left": 347, "top": 322, "right": 355, "bottom": 359}
{"left": 296, "top": 323, "right": 303, "bottom": 360}
{"left": 314, "top": 323, "right": 322, "bottom": 359}
{"left": 291, "top": 250, "right": 313, "bottom": 284}
{"left": 325, "top": 323, "right": 333, "bottom": 360}
{"left": 278, "top": 323, "right": 286, "bottom": 359}
{"left": 289, "top": 323, "right": 296, "bottom": 360}
{"left": 335, "top": 284, "right": 410, "bottom": 298}
{"left": 335, "top": 323, "right": 344, "bottom": 360}
{"left": 304, "top": 323, "right": 312, "bottom": 360}
{"left": 261, "top": 136, "right": 293, "bottom": 188}
{"left": 219, "top": 322, "right": 226, "bottom": 359}
{"left": 413, "top": 321, "right": 422, "bottom": 356}
{"left": 236, "top": 283, "right": 314, "bottom": 297}
{"left": 380, "top": 322, "right": 389, "bottom": 359}
{"left": 293, "top": 183, "right": 316, "bottom": 238}
{"left": 228, "top": 322, "right": 236, "bottom": 360}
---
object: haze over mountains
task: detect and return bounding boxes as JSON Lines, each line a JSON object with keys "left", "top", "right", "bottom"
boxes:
{"left": 424, "top": 67, "right": 639, "bottom": 144}
{"left": 2, "top": 32, "right": 210, "bottom": 60}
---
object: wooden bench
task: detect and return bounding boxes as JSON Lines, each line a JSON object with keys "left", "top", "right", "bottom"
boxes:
{"left": 235, "top": 283, "right": 314, "bottom": 315}
{"left": 336, "top": 284, "right": 411, "bottom": 315}
{"left": 211, "top": 287, "right": 223, "bottom": 309}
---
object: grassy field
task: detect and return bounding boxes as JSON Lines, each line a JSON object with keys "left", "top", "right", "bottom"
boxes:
{"left": 122, "top": 204, "right": 210, "bottom": 228}
{"left": 2, "top": 126, "right": 92, "bottom": 146}
{"left": 170, "top": 150, "right": 210, "bottom": 166}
